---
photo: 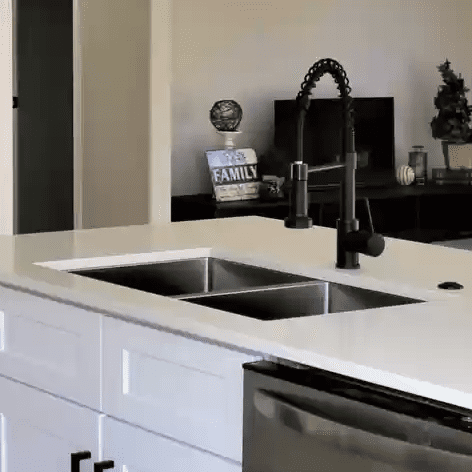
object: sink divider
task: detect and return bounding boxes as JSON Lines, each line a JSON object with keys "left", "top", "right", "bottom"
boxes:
{"left": 203, "top": 258, "right": 210, "bottom": 293}
{"left": 175, "top": 280, "right": 329, "bottom": 301}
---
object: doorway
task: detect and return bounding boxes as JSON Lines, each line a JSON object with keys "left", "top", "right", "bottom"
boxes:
{"left": 13, "top": 0, "right": 74, "bottom": 234}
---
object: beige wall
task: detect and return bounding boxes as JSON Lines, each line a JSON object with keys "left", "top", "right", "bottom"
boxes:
{"left": 2, "top": 1, "right": 472, "bottom": 229}
{"left": 79, "top": 0, "right": 172, "bottom": 228}
{"left": 0, "top": 0, "right": 172, "bottom": 235}
{"left": 80, "top": 0, "right": 150, "bottom": 229}
{"left": 0, "top": 0, "right": 14, "bottom": 234}
{"left": 171, "top": 0, "right": 472, "bottom": 196}
{"left": 150, "top": 0, "right": 172, "bottom": 226}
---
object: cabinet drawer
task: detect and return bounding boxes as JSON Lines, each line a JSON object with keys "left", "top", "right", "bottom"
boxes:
{"left": 0, "top": 285, "right": 101, "bottom": 410}
{"left": 104, "top": 415, "right": 241, "bottom": 472}
{"left": 102, "top": 316, "right": 260, "bottom": 462}
{"left": 0, "top": 375, "right": 100, "bottom": 472}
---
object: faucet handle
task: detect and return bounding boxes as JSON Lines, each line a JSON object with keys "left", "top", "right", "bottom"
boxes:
{"left": 343, "top": 198, "right": 384, "bottom": 257}
{"left": 362, "top": 197, "right": 375, "bottom": 234}
{"left": 343, "top": 230, "right": 385, "bottom": 257}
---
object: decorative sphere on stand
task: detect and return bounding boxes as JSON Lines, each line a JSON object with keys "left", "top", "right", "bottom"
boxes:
{"left": 210, "top": 100, "right": 243, "bottom": 148}
{"left": 210, "top": 100, "right": 243, "bottom": 131}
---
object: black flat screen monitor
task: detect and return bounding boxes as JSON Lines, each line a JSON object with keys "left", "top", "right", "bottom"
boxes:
{"left": 274, "top": 97, "right": 395, "bottom": 189}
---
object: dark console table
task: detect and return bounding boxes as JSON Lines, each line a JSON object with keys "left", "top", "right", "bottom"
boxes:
{"left": 172, "top": 184, "right": 472, "bottom": 243}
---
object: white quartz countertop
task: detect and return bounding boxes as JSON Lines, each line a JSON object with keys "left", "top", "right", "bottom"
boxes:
{"left": 3, "top": 216, "right": 472, "bottom": 408}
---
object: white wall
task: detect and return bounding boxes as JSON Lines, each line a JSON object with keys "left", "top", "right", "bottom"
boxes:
{"left": 171, "top": 0, "right": 472, "bottom": 196}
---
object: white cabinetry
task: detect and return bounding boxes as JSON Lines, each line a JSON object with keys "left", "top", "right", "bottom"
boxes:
{"left": 103, "top": 415, "right": 241, "bottom": 472}
{"left": 0, "top": 283, "right": 261, "bottom": 468}
{"left": 0, "top": 375, "right": 100, "bottom": 472}
{"left": 0, "top": 375, "right": 243, "bottom": 472}
{"left": 102, "top": 316, "right": 260, "bottom": 462}
{"left": 0, "top": 285, "right": 101, "bottom": 410}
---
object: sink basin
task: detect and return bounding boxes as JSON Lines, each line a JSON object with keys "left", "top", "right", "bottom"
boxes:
{"left": 68, "top": 256, "right": 424, "bottom": 320}
{"left": 68, "top": 257, "right": 314, "bottom": 297}
{"left": 182, "top": 281, "right": 424, "bottom": 321}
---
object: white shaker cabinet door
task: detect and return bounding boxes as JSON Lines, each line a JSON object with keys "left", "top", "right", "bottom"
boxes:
{"left": 102, "top": 316, "right": 261, "bottom": 462}
{"left": 0, "top": 285, "right": 101, "bottom": 410}
{"left": 0, "top": 375, "right": 100, "bottom": 472}
{"left": 103, "top": 415, "right": 241, "bottom": 472}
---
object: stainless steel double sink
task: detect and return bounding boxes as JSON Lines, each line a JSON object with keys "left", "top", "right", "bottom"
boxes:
{"left": 69, "top": 257, "right": 423, "bottom": 321}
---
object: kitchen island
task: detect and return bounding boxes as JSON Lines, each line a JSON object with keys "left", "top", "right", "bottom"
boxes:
{"left": 1, "top": 216, "right": 472, "bottom": 471}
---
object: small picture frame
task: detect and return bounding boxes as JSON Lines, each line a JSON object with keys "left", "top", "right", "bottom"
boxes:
{"left": 206, "top": 148, "right": 261, "bottom": 201}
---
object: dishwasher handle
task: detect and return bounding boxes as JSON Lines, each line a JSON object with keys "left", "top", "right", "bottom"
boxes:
{"left": 254, "top": 389, "right": 472, "bottom": 471}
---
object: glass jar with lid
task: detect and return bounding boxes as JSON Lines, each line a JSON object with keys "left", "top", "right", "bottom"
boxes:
{"left": 408, "top": 145, "right": 428, "bottom": 184}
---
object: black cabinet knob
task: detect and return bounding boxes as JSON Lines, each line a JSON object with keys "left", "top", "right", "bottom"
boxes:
{"left": 94, "top": 460, "right": 115, "bottom": 472}
{"left": 71, "top": 451, "right": 91, "bottom": 472}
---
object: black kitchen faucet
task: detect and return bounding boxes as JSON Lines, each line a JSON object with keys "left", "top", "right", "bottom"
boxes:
{"left": 284, "top": 58, "right": 385, "bottom": 269}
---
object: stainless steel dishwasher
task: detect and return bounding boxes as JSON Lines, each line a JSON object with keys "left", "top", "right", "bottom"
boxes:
{"left": 243, "top": 360, "right": 472, "bottom": 471}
